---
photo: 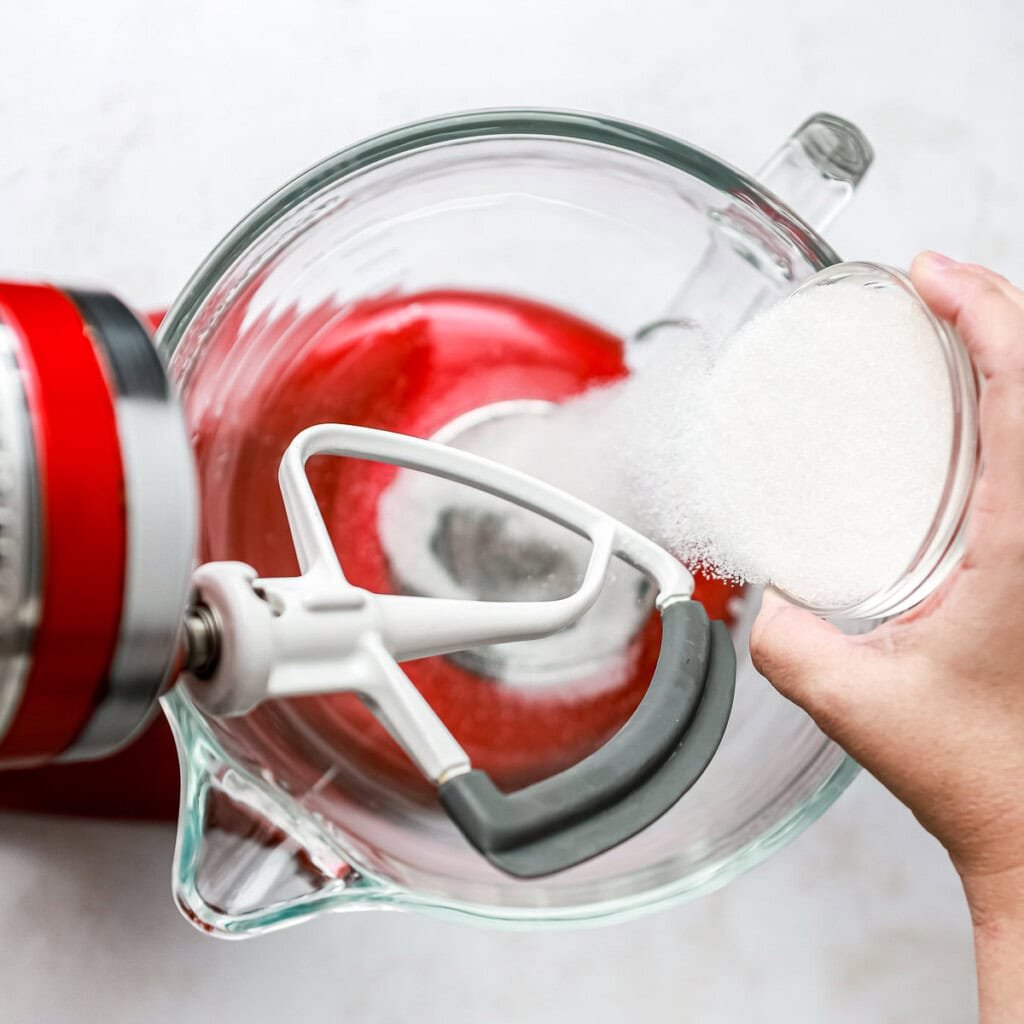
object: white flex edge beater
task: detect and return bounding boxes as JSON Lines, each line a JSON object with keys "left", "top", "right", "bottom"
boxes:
{"left": 182, "top": 424, "right": 737, "bottom": 878}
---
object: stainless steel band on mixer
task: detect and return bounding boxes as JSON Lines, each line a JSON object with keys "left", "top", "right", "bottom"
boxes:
{"left": 0, "top": 283, "right": 196, "bottom": 765}
{"left": 59, "top": 291, "right": 196, "bottom": 760}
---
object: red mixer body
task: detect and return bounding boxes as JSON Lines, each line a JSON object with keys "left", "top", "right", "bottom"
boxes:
{"left": 0, "top": 303, "right": 181, "bottom": 818}
{"left": 0, "top": 285, "right": 129, "bottom": 762}
{"left": 0, "top": 717, "right": 181, "bottom": 819}
{"left": 0, "top": 290, "right": 739, "bottom": 818}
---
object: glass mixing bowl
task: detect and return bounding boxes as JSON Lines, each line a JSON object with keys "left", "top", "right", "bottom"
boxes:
{"left": 158, "top": 109, "right": 872, "bottom": 935}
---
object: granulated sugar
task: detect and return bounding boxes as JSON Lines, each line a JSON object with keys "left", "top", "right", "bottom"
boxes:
{"left": 378, "top": 279, "right": 955, "bottom": 612}
{"left": 599, "top": 279, "right": 954, "bottom": 608}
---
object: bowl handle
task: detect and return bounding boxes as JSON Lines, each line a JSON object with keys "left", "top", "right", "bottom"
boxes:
{"left": 756, "top": 112, "right": 874, "bottom": 233}
{"left": 638, "top": 113, "right": 874, "bottom": 347}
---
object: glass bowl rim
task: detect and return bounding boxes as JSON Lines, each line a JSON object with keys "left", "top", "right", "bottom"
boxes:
{"left": 156, "top": 107, "right": 840, "bottom": 355}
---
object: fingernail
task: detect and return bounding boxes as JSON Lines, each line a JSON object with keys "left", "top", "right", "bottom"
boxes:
{"left": 920, "top": 250, "right": 957, "bottom": 270}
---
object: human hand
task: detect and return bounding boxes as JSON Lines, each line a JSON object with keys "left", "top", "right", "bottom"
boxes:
{"left": 749, "top": 252, "right": 1024, "bottom": 1020}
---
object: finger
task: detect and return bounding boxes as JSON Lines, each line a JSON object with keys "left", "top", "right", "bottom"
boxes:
{"left": 750, "top": 589, "right": 862, "bottom": 729}
{"left": 967, "top": 377, "right": 1024, "bottom": 561}
{"left": 910, "top": 253, "right": 1024, "bottom": 547}
{"left": 956, "top": 262, "right": 1024, "bottom": 312}
{"left": 911, "top": 252, "right": 1024, "bottom": 379}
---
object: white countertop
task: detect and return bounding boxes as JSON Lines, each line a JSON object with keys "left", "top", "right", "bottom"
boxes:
{"left": 1, "top": 0, "right": 1021, "bottom": 1020}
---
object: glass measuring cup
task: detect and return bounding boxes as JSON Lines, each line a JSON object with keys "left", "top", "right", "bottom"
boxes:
{"left": 159, "top": 109, "right": 874, "bottom": 935}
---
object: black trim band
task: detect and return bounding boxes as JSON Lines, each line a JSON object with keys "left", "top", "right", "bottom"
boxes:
{"left": 67, "top": 290, "right": 168, "bottom": 400}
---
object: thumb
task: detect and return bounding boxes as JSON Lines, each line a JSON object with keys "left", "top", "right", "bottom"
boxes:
{"left": 750, "top": 589, "right": 863, "bottom": 728}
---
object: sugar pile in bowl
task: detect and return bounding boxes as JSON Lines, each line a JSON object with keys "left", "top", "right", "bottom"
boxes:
{"left": 571, "top": 277, "right": 955, "bottom": 611}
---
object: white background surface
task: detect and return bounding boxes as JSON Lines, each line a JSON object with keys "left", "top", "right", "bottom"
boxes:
{"left": 0, "top": 1, "right": 1021, "bottom": 1020}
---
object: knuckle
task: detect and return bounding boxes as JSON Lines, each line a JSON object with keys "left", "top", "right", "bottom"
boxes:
{"left": 749, "top": 617, "right": 782, "bottom": 676}
{"left": 965, "top": 276, "right": 1013, "bottom": 316}
{"left": 795, "top": 680, "right": 849, "bottom": 735}
{"left": 750, "top": 617, "right": 804, "bottom": 688}
{"left": 958, "top": 283, "right": 1024, "bottom": 372}
{"left": 962, "top": 263, "right": 1011, "bottom": 287}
